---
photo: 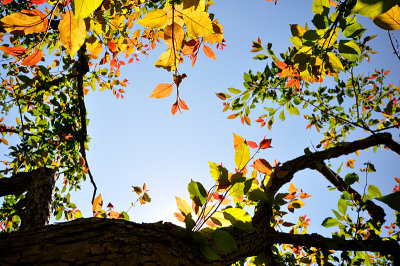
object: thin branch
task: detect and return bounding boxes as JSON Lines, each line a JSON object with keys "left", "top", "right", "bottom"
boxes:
{"left": 388, "top": 30, "right": 400, "bottom": 61}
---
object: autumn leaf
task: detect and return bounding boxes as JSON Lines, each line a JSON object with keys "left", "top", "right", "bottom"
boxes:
{"left": 59, "top": 11, "right": 86, "bottom": 58}
{"left": 108, "top": 210, "right": 119, "bottom": 219}
{"left": 346, "top": 159, "right": 355, "bottom": 169}
{"left": 247, "top": 141, "right": 258, "bottom": 149}
{"left": 289, "top": 182, "right": 297, "bottom": 194}
{"left": 155, "top": 48, "right": 180, "bottom": 71}
{"left": 204, "top": 21, "right": 224, "bottom": 43}
{"left": 21, "top": 50, "right": 43, "bottom": 66}
{"left": 171, "top": 101, "right": 179, "bottom": 115}
{"left": 0, "top": 9, "right": 48, "bottom": 36}
{"left": 300, "top": 191, "right": 311, "bottom": 199}
{"left": 174, "top": 212, "right": 185, "bottom": 222}
{"left": 164, "top": 23, "right": 185, "bottom": 49}
{"left": 235, "top": 142, "right": 250, "bottom": 170}
{"left": 203, "top": 45, "right": 216, "bottom": 59}
{"left": 254, "top": 159, "right": 273, "bottom": 175}
{"left": 259, "top": 138, "right": 272, "bottom": 149}
{"left": 1, "top": 0, "right": 13, "bottom": 4}
{"left": 149, "top": 83, "right": 173, "bottom": 99}
{"left": 92, "top": 194, "right": 103, "bottom": 213}
{"left": 74, "top": 0, "right": 103, "bottom": 20}
{"left": 0, "top": 138, "right": 8, "bottom": 145}
{"left": 0, "top": 46, "right": 27, "bottom": 57}
{"left": 233, "top": 133, "right": 245, "bottom": 151}
{"left": 182, "top": 39, "right": 200, "bottom": 55}
{"left": 178, "top": 99, "right": 189, "bottom": 110}
{"left": 175, "top": 196, "right": 191, "bottom": 216}
{"left": 137, "top": 9, "right": 168, "bottom": 29}
{"left": 182, "top": 9, "right": 213, "bottom": 38}
{"left": 372, "top": 5, "right": 400, "bottom": 30}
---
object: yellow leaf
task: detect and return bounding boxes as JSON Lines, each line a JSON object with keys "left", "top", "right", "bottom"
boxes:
{"left": 290, "top": 24, "right": 306, "bottom": 37}
{"left": 16, "top": 117, "right": 21, "bottom": 125}
{"left": 290, "top": 199, "right": 304, "bottom": 209}
{"left": 326, "top": 52, "right": 344, "bottom": 71}
{"left": 137, "top": 9, "right": 168, "bottom": 29}
{"left": 175, "top": 196, "right": 191, "bottom": 216}
{"left": 318, "top": 27, "right": 339, "bottom": 49}
{"left": 233, "top": 133, "right": 245, "bottom": 151}
{"left": 149, "top": 83, "right": 174, "bottom": 99}
{"left": 59, "top": 11, "right": 87, "bottom": 58}
{"left": 182, "top": 9, "right": 213, "bottom": 38}
{"left": 164, "top": 22, "right": 185, "bottom": 49}
{"left": 183, "top": 0, "right": 206, "bottom": 11}
{"left": 0, "top": 138, "right": 8, "bottom": 145}
{"left": 166, "top": 5, "right": 184, "bottom": 26}
{"left": 92, "top": 194, "right": 103, "bottom": 213}
{"left": 0, "top": 9, "right": 48, "bottom": 36}
{"left": 155, "top": 48, "right": 179, "bottom": 71}
{"left": 74, "top": 0, "right": 103, "bottom": 20}
{"left": 372, "top": 5, "right": 400, "bottom": 31}
{"left": 204, "top": 21, "right": 224, "bottom": 43}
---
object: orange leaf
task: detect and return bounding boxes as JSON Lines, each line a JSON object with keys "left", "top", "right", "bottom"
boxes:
{"left": 0, "top": 9, "right": 48, "bottom": 35}
{"left": 247, "top": 141, "right": 258, "bottom": 149}
{"left": 329, "top": 0, "right": 337, "bottom": 7}
{"left": 254, "top": 158, "right": 273, "bottom": 175}
{"left": 178, "top": 99, "right": 189, "bottom": 110}
{"left": 182, "top": 38, "right": 200, "bottom": 55}
{"left": 203, "top": 45, "right": 216, "bottom": 60}
{"left": 92, "top": 194, "right": 103, "bottom": 213}
{"left": 205, "top": 219, "right": 218, "bottom": 227}
{"left": 108, "top": 41, "right": 117, "bottom": 52}
{"left": 108, "top": 210, "right": 119, "bottom": 219}
{"left": 227, "top": 113, "right": 239, "bottom": 119}
{"left": 233, "top": 133, "right": 245, "bottom": 151}
{"left": 0, "top": 138, "right": 8, "bottom": 145}
{"left": 300, "top": 191, "right": 311, "bottom": 199}
{"left": 174, "top": 212, "right": 185, "bottom": 222}
{"left": 175, "top": 196, "right": 191, "bottom": 216}
{"left": 384, "top": 70, "right": 390, "bottom": 75}
{"left": 289, "top": 182, "right": 297, "bottom": 194}
{"left": 171, "top": 102, "right": 179, "bottom": 115}
{"left": 285, "top": 193, "right": 296, "bottom": 200}
{"left": 346, "top": 159, "right": 355, "bottom": 169}
{"left": 276, "top": 60, "right": 287, "bottom": 69}
{"left": 149, "top": 83, "right": 173, "bottom": 99}
{"left": 21, "top": 50, "right": 42, "bottom": 66}
{"left": 259, "top": 138, "right": 272, "bottom": 149}
{"left": 2, "top": 0, "right": 14, "bottom": 4}
{"left": 394, "top": 177, "right": 400, "bottom": 184}
{"left": 0, "top": 46, "right": 27, "bottom": 56}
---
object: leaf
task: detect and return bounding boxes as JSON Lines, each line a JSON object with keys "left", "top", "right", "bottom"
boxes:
{"left": 344, "top": 173, "right": 359, "bottom": 186}
{"left": 326, "top": 52, "right": 344, "bottom": 71}
{"left": 149, "top": 83, "right": 173, "bottom": 99}
{"left": 339, "top": 40, "right": 361, "bottom": 62}
{"left": 182, "top": 9, "right": 213, "bottom": 38}
{"left": 376, "top": 191, "right": 400, "bottom": 211}
{"left": 289, "top": 182, "right": 297, "bottom": 194}
{"left": 367, "top": 184, "right": 382, "bottom": 198}
{"left": 92, "top": 194, "right": 103, "bottom": 213}
{"left": 312, "top": 0, "right": 330, "bottom": 15}
{"left": 171, "top": 102, "right": 179, "bottom": 115}
{"left": 137, "top": 9, "right": 168, "bottom": 29}
{"left": 223, "top": 208, "right": 253, "bottom": 230}
{"left": 0, "top": 46, "right": 27, "bottom": 56}
{"left": 59, "top": 11, "right": 86, "bottom": 58}
{"left": 74, "top": 0, "right": 103, "bottom": 20}
{"left": 212, "top": 230, "right": 238, "bottom": 253}
{"left": 175, "top": 196, "right": 191, "bottom": 216}
{"left": 164, "top": 22, "right": 185, "bottom": 49}
{"left": 0, "top": 138, "right": 8, "bottom": 145}
{"left": 259, "top": 138, "right": 272, "bottom": 149}
{"left": 372, "top": 5, "right": 400, "bottom": 30}
{"left": 235, "top": 142, "right": 250, "bottom": 170}
{"left": 352, "top": 0, "right": 398, "bottom": 17}
{"left": 178, "top": 99, "right": 189, "bottom": 110}
{"left": 204, "top": 21, "right": 224, "bottom": 43}
{"left": 254, "top": 159, "right": 273, "bottom": 175}
{"left": 209, "top": 161, "right": 229, "bottom": 183}
{"left": 233, "top": 133, "right": 245, "bottom": 151}
{"left": 132, "top": 186, "right": 142, "bottom": 195}
{"left": 188, "top": 180, "right": 208, "bottom": 206}
{"left": 203, "top": 45, "right": 216, "bottom": 59}
{"left": 321, "top": 217, "right": 340, "bottom": 227}
{"left": 346, "top": 159, "right": 355, "bottom": 168}
{"left": 338, "top": 198, "right": 347, "bottom": 215}
{"left": 21, "top": 50, "right": 43, "bottom": 66}
{"left": 0, "top": 9, "right": 48, "bottom": 36}
{"left": 155, "top": 48, "right": 179, "bottom": 71}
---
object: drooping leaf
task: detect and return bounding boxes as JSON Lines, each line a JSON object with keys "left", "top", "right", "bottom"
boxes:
{"left": 92, "top": 194, "right": 103, "bottom": 213}
{"left": 223, "top": 208, "right": 253, "bottom": 230}
{"left": 149, "top": 83, "right": 173, "bottom": 99}
{"left": 182, "top": 9, "right": 213, "bottom": 38}
{"left": 73, "top": 0, "right": 103, "bottom": 20}
{"left": 352, "top": 0, "right": 398, "bottom": 17}
{"left": 372, "top": 5, "right": 400, "bottom": 30}
{"left": 137, "top": 9, "right": 168, "bottom": 29}
{"left": 59, "top": 11, "right": 86, "bottom": 58}
{"left": 208, "top": 161, "right": 228, "bottom": 184}
{"left": 164, "top": 22, "right": 185, "bottom": 49}
{"left": 312, "top": 0, "right": 330, "bottom": 15}
{"left": 212, "top": 230, "right": 238, "bottom": 253}
{"left": 203, "top": 45, "right": 216, "bottom": 60}
{"left": 233, "top": 133, "right": 245, "bottom": 151}
{"left": 254, "top": 159, "right": 273, "bottom": 175}
{"left": 155, "top": 48, "right": 180, "bottom": 71}
{"left": 0, "top": 9, "right": 48, "bottom": 36}
{"left": 0, "top": 46, "right": 27, "bottom": 56}
{"left": 235, "top": 142, "right": 250, "bottom": 170}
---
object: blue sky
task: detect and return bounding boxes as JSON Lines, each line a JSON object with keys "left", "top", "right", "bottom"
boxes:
{"left": 1, "top": 0, "right": 399, "bottom": 236}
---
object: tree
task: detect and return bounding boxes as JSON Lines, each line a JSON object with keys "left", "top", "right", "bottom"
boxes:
{"left": 0, "top": 0, "right": 400, "bottom": 264}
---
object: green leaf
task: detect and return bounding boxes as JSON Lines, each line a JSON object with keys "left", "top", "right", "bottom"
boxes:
{"left": 279, "top": 110, "right": 285, "bottom": 121}
{"left": 73, "top": 0, "right": 103, "bottom": 20}
{"left": 332, "top": 209, "right": 344, "bottom": 221}
{"left": 119, "top": 211, "right": 130, "bottom": 221}
{"left": 234, "top": 142, "right": 250, "bottom": 170}
{"left": 201, "top": 245, "right": 221, "bottom": 261}
{"left": 209, "top": 161, "right": 228, "bottom": 183}
{"left": 188, "top": 180, "right": 208, "bottom": 206}
{"left": 367, "top": 184, "right": 382, "bottom": 198}
{"left": 338, "top": 198, "right": 347, "bottom": 215}
{"left": 344, "top": 173, "right": 359, "bottom": 186}
{"left": 352, "top": 0, "right": 398, "bottom": 17}
{"left": 321, "top": 217, "right": 340, "bottom": 227}
{"left": 339, "top": 40, "right": 361, "bottom": 61}
{"left": 253, "top": 54, "right": 268, "bottom": 60}
{"left": 223, "top": 208, "right": 253, "bottom": 230}
{"left": 312, "top": 0, "right": 330, "bottom": 15}
{"left": 212, "top": 230, "right": 238, "bottom": 253}
{"left": 184, "top": 213, "right": 196, "bottom": 230}
{"left": 247, "top": 183, "right": 269, "bottom": 202}
{"left": 326, "top": 52, "right": 344, "bottom": 71}
{"left": 376, "top": 191, "right": 400, "bottom": 211}
{"left": 342, "top": 23, "right": 365, "bottom": 38}
{"left": 228, "top": 87, "right": 242, "bottom": 94}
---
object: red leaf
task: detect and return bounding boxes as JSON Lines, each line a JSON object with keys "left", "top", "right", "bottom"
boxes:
{"left": 106, "top": 203, "right": 114, "bottom": 209}
{"left": 178, "top": 99, "right": 189, "bottom": 110}
{"left": 128, "top": 58, "right": 134, "bottom": 64}
{"left": 31, "top": 0, "right": 47, "bottom": 4}
{"left": 383, "top": 70, "right": 390, "bottom": 75}
{"left": 394, "top": 177, "right": 400, "bottom": 184}
{"left": 258, "top": 36, "right": 261, "bottom": 44}
{"left": 21, "top": 50, "right": 42, "bottom": 66}
{"left": 203, "top": 45, "right": 216, "bottom": 60}
{"left": 0, "top": 46, "right": 27, "bottom": 56}
{"left": 276, "top": 60, "right": 287, "bottom": 69}
{"left": 259, "top": 138, "right": 272, "bottom": 149}
{"left": 108, "top": 41, "right": 117, "bottom": 52}
{"left": 247, "top": 141, "right": 258, "bottom": 149}
{"left": 255, "top": 118, "right": 264, "bottom": 123}
{"left": 1, "top": 0, "right": 13, "bottom": 5}
{"left": 282, "top": 222, "right": 295, "bottom": 227}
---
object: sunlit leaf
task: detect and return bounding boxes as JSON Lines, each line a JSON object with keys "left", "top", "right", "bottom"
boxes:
{"left": 372, "top": 5, "right": 400, "bottom": 30}
{"left": 137, "top": 9, "right": 168, "bottom": 29}
{"left": 183, "top": 9, "right": 213, "bottom": 38}
{"left": 92, "top": 194, "right": 103, "bottom": 213}
{"left": 321, "top": 217, "right": 340, "bottom": 227}
{"left": 223, "top": 208, "right": 253, "bottom": 230}
{"left": 21, "top": 50, "right": 43, "bottom": 66}
{"left": 352, "top": 0, "right": 398, "bottom": 17}
{"left": 203, "top": 45, "right": 216, "bottom": 60}
{"left": 0, "top": 9, "right": 48, "bottom": 35}
{"left": 73, "top": 0, "right": 103, "bottom": 20}
{"left": 175, "top": 196, "right": 191, "bottom": 216}
{"left": 235, "top": 142, "right": 250, "bottom": 170}
{"left": 59, "top": 11, "right": 86, "bottom": 58}
{"left": 149, "top": 83, "right": 173, "bottom": 99}
{"left": 0, "top": 46, "right": 27, "bottom": 56}
{"left": 254, "top": 159, "right": 273, "bottom": 175}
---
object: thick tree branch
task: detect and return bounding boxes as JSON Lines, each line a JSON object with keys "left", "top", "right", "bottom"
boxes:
{"left": 0, "top": 171, "right": 32, "bottom": 196}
